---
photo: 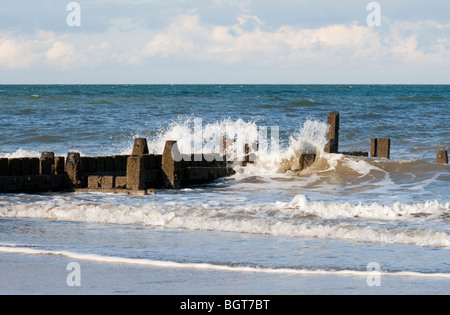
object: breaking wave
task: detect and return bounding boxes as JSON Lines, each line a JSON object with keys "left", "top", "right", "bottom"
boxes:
{"left": 1, "top": 195, "right": 448, "bottom": 248}
{"left": 1, "top": 245, "right": 449, "bottom": 278}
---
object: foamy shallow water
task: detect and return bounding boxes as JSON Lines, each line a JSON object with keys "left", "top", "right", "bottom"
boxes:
{"left": 1, "top": 218, "right": 449, "bottom": 294}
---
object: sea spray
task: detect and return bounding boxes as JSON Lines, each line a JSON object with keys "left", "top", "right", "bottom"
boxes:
{"left": 121, "top": 117, "right": 329, "bottom": 175}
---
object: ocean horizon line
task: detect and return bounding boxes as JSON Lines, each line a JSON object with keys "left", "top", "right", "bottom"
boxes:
{"left": 1, "top": 83, "right": 449, "bottom": 86}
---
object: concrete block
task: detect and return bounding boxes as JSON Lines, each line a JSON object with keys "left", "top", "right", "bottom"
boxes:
{"left": 101, "top": 176, "right": 115, "bottom": 189}
{"left": 0, "top": 158, "right": 8, "bottom": 176}
{"left": 436, "top": 150, "right": 448, "bottom": 164}
{"left": 127, "top": 155, "right": 145, "bottom": 190}
{"left": 115, "top": 176, "right": 127, "bottom": 189}
{"left": 8, "top": 159, "right": 21, "bottom": 176}
{"left": 40, "top": 152, "right": 55, "bottom": 175}
{"left": 132, "top": 138, "right": 149, "bottom": 155}
{"left": 88, "top": 175, "right": 101, "bottom": 188}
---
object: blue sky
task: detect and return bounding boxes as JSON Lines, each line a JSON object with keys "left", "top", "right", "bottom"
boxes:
{"left": 0, "top": 0, "right": 449, "bottom": 84}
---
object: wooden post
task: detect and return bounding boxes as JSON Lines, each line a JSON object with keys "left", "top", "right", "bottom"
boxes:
{"left": 324, "top": 111, "right": 339, "bottom": 153}
{"left": 65, "top": 152, "right": 82, "bottom": 188}
{"left": 8, "top": 159, "right": 21, "bottom": 176}
{"left": 40, "top": 152, "right": 55, "bottom": 175}
{"left": 0, "top": 158, "right": 8, "bottom": 176}
{"left": 20, "top": 158, "right": 30, "bottom": 175}
{"left": 371, "top": 138, "right": 390, "bottom": 159}
{"left": 370, "top": 138, "right": 377, "bottom": 157}
{"left": 436, "top": 150, "right": 448, "bottom": 164}
{"left": 53, "top": 156, "right": 65, "bottom": 175}
{"left": 29, "top": 158, "right": 40, "bottom": 175}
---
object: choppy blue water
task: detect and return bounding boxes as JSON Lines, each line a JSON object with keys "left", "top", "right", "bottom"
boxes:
{"left": 0, "top": 85, "right": 449, "bottom": 294}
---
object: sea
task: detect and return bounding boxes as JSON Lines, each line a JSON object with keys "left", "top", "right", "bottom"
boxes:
{"left": 0, "top": 84, "right": 449, "bottom": 295}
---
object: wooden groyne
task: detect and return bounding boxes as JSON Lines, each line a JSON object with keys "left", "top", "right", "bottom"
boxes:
{"left": 323, "top": 111, "right": 448, "bottom": 164}
{"left": 0, "top": 138, "right": 239, "bottom": 195}
{"left": 1, "top": 111, "right": 447, "bottom": 195}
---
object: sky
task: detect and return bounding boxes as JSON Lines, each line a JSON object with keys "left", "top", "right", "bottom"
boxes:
{"left": 0, "top": 0, "right": 449, "bottom": 84}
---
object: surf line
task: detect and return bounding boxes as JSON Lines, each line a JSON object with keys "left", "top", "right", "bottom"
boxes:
{"left": 1, "top": 246, "right": 449, "bottom": 279}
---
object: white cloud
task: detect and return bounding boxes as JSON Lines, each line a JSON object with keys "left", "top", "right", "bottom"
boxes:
{"left": 1, "top": 11, "right": 449, "bottom": 83}
{"left": 126, "top": 13, "right": 449, "bottom": 71}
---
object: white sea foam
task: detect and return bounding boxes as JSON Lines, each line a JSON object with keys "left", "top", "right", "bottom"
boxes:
{"left": 118, "top": 118, "right": 329, "bottom": 175}
{"left": 277, "top": 195, "right": 450, "bottom": 221}
{"left": 1, "top": 197, "right": 449, "bottom": 248}
{"left": 0, "top": 149, "right": 41, "bottom": 158}
{"left": 0, "top": 245, "right": 448, "bottom": 279}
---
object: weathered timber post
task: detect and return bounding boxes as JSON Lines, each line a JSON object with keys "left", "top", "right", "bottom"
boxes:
{"left": 29, "top": 158, "right": 39, "bottom": 175}
{"left": 370, "top": 138, "right": 390, "bottom": 159}
{"left": 132, "top": 138, "right": 149, "bottom": 155}
{"left": 126, "top": 155, "right": 145, "bottom": 190}
{"left": 40, "top": 152, "right": 55, "bottom": 175}
{"left": 370, "top": 138, "right": 378, "bottom": 158}
{"left": 436, "top": 150, "right": 448, "bottom": 164}
{"left": 53, "top": 157, "right": 65, "bottom": 175}
{"left": 65, "top": 152, "right": 82, "bottom": 188}
{"left": 20, "top": 158, "right": 30, "bottom": 175}
{"left": 162, "top": 140, "right": 182, "bottom": 189}
{"left": 324, "top": 111, "right": 339, "bottom": 153}
{"left": 0, "top": 158, "right": 8, "bottom": 176}
{"left": 8, "top": 159, "right": 21, "bottom": 176}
